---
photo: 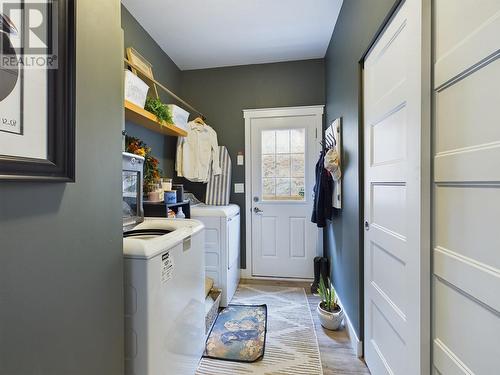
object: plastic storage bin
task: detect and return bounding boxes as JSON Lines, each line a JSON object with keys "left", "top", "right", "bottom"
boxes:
{"left": 124, "top": 70, "right": 149, "bottom": 108}
{"left": 166, "top": 104, "right": 190, "bottom": 130}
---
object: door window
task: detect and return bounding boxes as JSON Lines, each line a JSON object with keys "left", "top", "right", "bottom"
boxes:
{"left": 261, "top": 128, "right": 305, "bottom": 201}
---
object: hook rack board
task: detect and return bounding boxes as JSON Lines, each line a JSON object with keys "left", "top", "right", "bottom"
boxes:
{"left": 325, "top": 118, "right": 342, "bottom": 209}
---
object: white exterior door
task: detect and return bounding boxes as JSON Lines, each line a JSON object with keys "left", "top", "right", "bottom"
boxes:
{"left": 244, "top": 106, "right": 323, "bottom": 279}
{"left": 363, "top": 1, "right": 430, "bottom": 374}
{"left": 433, "top": 1, "right": 500, "bottom": 374}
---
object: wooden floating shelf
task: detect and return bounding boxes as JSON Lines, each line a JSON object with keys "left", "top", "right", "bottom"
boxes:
{"left": 124, "top": 100, "right": 188, "bottom": 137}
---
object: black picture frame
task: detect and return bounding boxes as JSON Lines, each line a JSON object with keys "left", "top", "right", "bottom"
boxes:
{"left": 0, "top": 0, "right": 75, "bottom": 182}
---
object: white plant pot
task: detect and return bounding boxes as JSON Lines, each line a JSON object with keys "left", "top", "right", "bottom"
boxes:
{"left": 317, "top": 302, "right": 344, "bottom": 330}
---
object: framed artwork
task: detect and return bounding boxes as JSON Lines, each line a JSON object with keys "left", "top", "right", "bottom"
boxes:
{"left": 126, "top": 47, "right": 154, "bottom": 79}
{"left": 0, "top": 0, "right": 75, "bottom": 181}
{"left": 126, "top": 47, "right": 159, "bottom": 98}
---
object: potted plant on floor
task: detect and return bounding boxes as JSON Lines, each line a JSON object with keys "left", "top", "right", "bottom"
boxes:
{"left": 317, "top": 276, "right": 344, "bottom": 330}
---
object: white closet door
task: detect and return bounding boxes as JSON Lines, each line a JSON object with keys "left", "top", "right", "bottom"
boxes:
{"left": 433, "top": 1, "right": 500, "bottom": 374}
{"left": 363, "top": 0, "right": 430, "bottom": 374}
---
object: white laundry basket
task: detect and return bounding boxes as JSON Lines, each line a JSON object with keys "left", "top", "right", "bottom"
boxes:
{"left": 124, "top": 70, "right": 149, "bottom": 108}
{"left": 166, "top": 104, "right": 190, "bottom": 130}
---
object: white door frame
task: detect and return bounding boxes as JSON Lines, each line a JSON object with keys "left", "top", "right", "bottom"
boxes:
{"left": 242, "top": 105, "right": 324, "bottom": 280}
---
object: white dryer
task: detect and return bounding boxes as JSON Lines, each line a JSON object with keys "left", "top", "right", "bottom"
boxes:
{"left": 191, "top": 204, "right": 240, "bottom": 307}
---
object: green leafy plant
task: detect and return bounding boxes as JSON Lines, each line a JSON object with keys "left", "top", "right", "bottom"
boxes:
{"left": 318, "top": 276, "right": 340, "bottom": 313}
{"left": 144, "top": 97, "right": 173, "bottom": 124}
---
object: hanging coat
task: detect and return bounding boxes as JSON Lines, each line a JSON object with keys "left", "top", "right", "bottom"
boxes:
{"left": 311, "top": 151, "right": 333, "bottom": 228}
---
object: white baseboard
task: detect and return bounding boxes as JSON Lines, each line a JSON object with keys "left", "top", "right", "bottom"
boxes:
{"left": 332, "top": 284, "right": 363, "bottom": 358}
{"left": 240, "top": 268, "right": 313, "bottom": 283}
{"left": 241, "top": 268, "right": 251, "bottom": 279}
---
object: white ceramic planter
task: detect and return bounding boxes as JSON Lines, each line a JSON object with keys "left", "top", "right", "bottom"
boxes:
{"left": 317, "top": 302, "right": 344, "bottom": 330}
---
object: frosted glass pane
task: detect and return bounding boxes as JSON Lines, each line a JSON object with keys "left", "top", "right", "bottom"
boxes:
{"left": 263, "top": 178, "right": 275, "bottom": 197}
{"left": 276, "top": 130, "right": 290, "bottom": 153}
{"left": 291, "top": 128, "right": 305, "bottom": 153}
{"left": 291, "top": 154, "right": 304, "bottom": 178}
{"left": 276, "top": 178, "right": 291, "bottom": 196}
{"left": 276, "top": 155, "right": 291, "bottom": 177}
{"left": 291, "top": 178, "right": 305, "bottom": 197}
{"left": 262, "top": 130, "right": 275, "bottom": 154}
{"left": 262, "top": 155, "right": 275, "bottom": 177}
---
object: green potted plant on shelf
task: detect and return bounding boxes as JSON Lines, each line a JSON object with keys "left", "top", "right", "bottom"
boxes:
{"left": 317, "top": 276, "right": 344, "bottom": 330}
{"left": 144, "top": 97, "right": 174, "bottom": 124}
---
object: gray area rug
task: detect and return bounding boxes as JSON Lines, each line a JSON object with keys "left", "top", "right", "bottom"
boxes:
{"left": 197, "top": 284, "right": 323, "bottom": 375}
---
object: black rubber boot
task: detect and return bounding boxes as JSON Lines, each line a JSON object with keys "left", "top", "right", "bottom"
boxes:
{"left": 310, "top": 256, "right": 322, "bottom": 294}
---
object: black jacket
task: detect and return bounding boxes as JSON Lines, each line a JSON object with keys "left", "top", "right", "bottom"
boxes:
{"left": 311, "top": 151, "right": 333, "bottom": 228}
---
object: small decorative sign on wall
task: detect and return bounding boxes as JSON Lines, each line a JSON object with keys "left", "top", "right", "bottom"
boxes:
{"left": 325, "top": 118, "right": 342, "bottom": 209}
{"left": 0, "top": 0, "right": 75, "bottom": 181}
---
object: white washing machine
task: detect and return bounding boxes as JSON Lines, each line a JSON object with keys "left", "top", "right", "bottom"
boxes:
{"left": 122, "top": 153, "right": 205, "bottom": 375}
{"left": 191, "top": 204, "right": 240, "bottom": 307}
{"left": 123, "top": 219, "right": 205, "bottom": 375}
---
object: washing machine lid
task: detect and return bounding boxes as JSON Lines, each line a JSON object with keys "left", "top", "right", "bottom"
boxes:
{"left": 123, "top": 218, "right": 204, "bottom": 259}
{"left": 191, "top": 203, "right": 240, "bottom": 218}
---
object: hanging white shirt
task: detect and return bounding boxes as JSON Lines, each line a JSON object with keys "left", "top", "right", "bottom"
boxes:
{"left": 176, "top": 121, "right": 221, "bottom": 183}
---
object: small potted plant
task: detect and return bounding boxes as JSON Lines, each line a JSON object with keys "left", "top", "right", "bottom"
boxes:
{"left": 317, "top": 276, "right": 344, "bottom": 330}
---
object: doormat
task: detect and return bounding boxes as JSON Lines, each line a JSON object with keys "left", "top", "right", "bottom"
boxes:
{"left": 203, "top": 304, "right": 267, "bottom": 363}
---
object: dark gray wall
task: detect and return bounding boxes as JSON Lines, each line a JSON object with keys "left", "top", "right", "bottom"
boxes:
{"left": 121, "top": 5, "right": 181, "bottom": 174}
{"left": 181, "top": 60, "right": 325, "bottom": 267}
{"left": 0, "top": 1, "right": 124, "bottom": 374}
{"left": 324, "top": 0, "right": 396, "bottom": 338}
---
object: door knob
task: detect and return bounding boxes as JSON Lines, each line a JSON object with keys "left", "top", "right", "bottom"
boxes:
{"left": 364, "top": 221, "right": 369, "bottom": 231}
{"left": 254, "top": 207, "right": 263, "bottom": 215}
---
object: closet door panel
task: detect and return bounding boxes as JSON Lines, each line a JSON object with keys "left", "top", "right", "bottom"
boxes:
{"left": 435, "top": 0, "right": 500, "bottom": 87}
{"left": 364, "top": 1, "right": 431, "bottom": 373}
{"left": 434, "top": 146, "right": 500, "bottom": 182}
{"left": 434, "top": 279, "right": 500, "bottom": 375}
{"left": 436, "top": 58, "right": 500, "bottom": 153}
{"left": 435, "top": 0, "right": 500, "bottom": 58}
{"left": 435, "top": 186, "right": 500, "bottom": 270}
{"left": 433, "top": 1, "right": 500, "bottom": 374}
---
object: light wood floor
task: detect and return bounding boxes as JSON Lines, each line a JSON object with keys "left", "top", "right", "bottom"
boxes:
{"left": 240, "top": 279, "right": 370, "bottom": 375}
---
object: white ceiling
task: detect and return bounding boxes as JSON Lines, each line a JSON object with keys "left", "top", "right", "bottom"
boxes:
{"left": 122, "top": 0, "right": 343, "bottom": 70}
